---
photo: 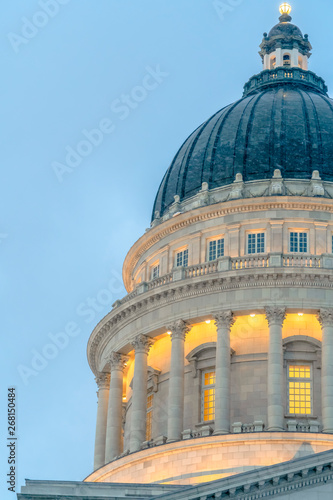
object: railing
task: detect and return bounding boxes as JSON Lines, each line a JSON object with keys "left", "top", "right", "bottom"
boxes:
{"left": 147, "top": 273, "right": 173, "bottom": 290}
{"left": 283, "top": 254, "right": 321, "bottom": 268}
{"left": 114, "top": 253, "right": 330, "bottom": 308}
{"left": 231, "top": 256, "right": 269, "bottom": 270}
{"left": 243, "top": 68, "right": 328, "bottom": 97}
{"left": 185, "top": 261, "right": 218, "bottom": 278}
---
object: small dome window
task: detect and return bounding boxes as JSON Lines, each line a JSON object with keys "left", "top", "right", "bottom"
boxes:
{"left": 283, "top": 54, "right": 291, "bottom": 66}
{"left": 298, "top": 55, "right": 303, "bottom": 69}
{"left": 270, "top": 56, "right": 276, "bottom": 69}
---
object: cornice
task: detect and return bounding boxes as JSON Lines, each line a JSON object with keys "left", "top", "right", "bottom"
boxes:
{"left": 87, "top": 268, "right": 333, "bottom": 376}
{"left": 152, "top": 448, "right": 333, "bottom": 499}
{"left": 122, "top": 196, "right": 333, "bottom": 292}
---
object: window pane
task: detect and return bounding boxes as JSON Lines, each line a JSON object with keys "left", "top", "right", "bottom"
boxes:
{"left": 146, "top": 395, "right": 153, "bottom": 441}
{"left": 257, "top": 233, "right": 265, "bottom": 253}
{"left": 248, "top": 234, "right": 256, "bottom": 254}
{"left": 152, "top": 265, "right": 159, "bottom": 279}
{"left": 288, "top": 365, "right": 312, "bottom": 415}
{"left": 299, "top": 233, "right": 307, "bottom": 253}
{"left": 202, "top": 370, "right": 216, "bottom": 421}
{"left": 290, "top": 232, "right": 298, "bottom": 252}
{"left": 209, "top": 241, "right": 216, "bottom": 261}
{"left": 217, "top": 238, "right": 224, "bottom": 258}
{"left": 183, "top": 249, "right": 188, "bottom": 267}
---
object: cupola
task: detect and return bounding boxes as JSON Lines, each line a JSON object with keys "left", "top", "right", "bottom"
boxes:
{"left": 260, "top": 3, "right": 312, "bottom": 70}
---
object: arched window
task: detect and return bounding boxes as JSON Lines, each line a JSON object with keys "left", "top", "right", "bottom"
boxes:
{"left": 298, "top": 55, "right": 303, "bottom": 69}
{"left": 283, "top": 54, "right": 291, "bottom": 66}
{"left": 270, "top": 56, "right": 276, "bottom": 69}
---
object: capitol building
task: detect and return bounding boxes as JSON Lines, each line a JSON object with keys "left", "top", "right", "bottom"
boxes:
{"left": 19, "top": 4, "right": 333, "bottom": 499}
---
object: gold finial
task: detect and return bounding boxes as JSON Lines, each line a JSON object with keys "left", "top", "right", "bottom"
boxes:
{"left": 279, "top": 3, "right": 292, "bottom": 16}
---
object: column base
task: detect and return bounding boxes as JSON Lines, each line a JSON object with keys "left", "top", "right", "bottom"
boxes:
{"left": 267, "top": 427, "right": 284, "bottom": 432}
{"left": 322, "top": 428, "right": 333, "bottom": 434}
{"left": 166, "top": 437, "right": 181, "bottom": 443}
{"left": 213, "top": 429, "right": 229, "bottom": 435}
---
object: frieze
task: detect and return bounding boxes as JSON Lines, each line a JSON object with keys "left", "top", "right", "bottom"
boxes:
{"left": 88, "top": 271, "right": 333, "bottom": 375}
{"left": 123, "top": 197, "right": 333, "bottom": 291}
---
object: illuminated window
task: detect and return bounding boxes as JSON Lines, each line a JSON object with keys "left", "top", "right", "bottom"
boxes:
{"left": 247, "top": 233, "right": 265, "bottom": 254}
{"left": 208, "top": 238, "right": 224, "bottom": 261}
{"left": 176, "top": 249, "right": 188, "bottom": 267}
{"left": 288, "top": 365, "right": 312, "bottom": 415}
{"left": 270, "top": 56, "right": 276, "bottom": 69}
{"left": 151, "top": 264, "right": 159, "bottom": 280}
{"left": 283, "top": 54, "right": 291, "bottom": 66}
{"left": 201, "top": 370, "right": 215, "bottom": 422}
{"left": 298, "top": 56, "right": 303, "bottom": 69}
{"left": 146, "top": 394, "right": 153, "bottom": 441}
{"left": 290, "top": 232, "right": 308, "bottom": 253}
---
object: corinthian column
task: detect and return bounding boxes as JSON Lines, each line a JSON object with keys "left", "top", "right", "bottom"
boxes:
{"left": 129, "top": 335, "right": 153, "bottom": 452}
{"left": 105, "top": 352, "right": 129, "bottom": 463}
{"left": 93, "top": 373, "right": 110, "bottom": 470}
{"left": 265, "top": 307, "right": 286, "bottom": 431}
{"left": 167, "top": 319, "right": 190, "bottom": 442}
{"left": 318, "top": 309, "right": 333, "bottom": 433}
{"left": 213, "top": 311, "right": 235, "bottom": 434}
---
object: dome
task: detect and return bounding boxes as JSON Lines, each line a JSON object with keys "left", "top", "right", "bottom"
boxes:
{"left": 152, "top": 76, "right": 333, "bottom": 221}
{"left": 268, "top": 22, "right": 303, "bottom": 38}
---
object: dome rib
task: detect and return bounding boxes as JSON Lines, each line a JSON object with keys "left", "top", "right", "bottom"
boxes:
{"left": 209, "top": 99, "right": 245, "bottom": 186}
{"left": 296, "top": 88, "right": 312, "bottom": 173}
{"left": 241, "top": 91, "right": 267, "bottom": 179}
{"left": 307, "top": 91, "right": 324, "bottom": 170}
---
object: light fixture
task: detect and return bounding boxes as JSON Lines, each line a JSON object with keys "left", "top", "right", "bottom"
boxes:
{"left": 205, "top": 320, "right": 211, "bottom": 324}
{"left": 167, "top": 331, "right": 172, "bottom": 335}
{"left": 122, "top": 396, "right": 126, "bottom": 401}
{"left": 250, "top": 314, "right": 256, "bottom": 318}
{"left": 298, "top": 312, "right": 304, "bottom": 317}
{"left": 279, "top": 3, "right": 292, "bottom": 16}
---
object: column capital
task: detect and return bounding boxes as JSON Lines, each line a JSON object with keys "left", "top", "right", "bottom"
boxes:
{"left": 214, "top": 311, "right": 235, "bottom": 330}
{"left": 132, "top": 334, "right": 154, "bottom": 354}
{"left": 107, "top": 352, "right": 129, "bottom": 372}
{"left": 265, "top": 307, "right": 286, "bottom": 326}
{"left": 318, "top": 308, "right": 333, "bottom": 327}
{"left": 167, "top": 319, "right": 190, "bottom": 340}
{"left": 95, "top": 372, "right": 110, "bottom": 389}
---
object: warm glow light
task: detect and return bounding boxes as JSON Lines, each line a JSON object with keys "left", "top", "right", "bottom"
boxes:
{"left": 122, "top": 396, "right": 126, "bottom": 401}
{"left": 279, "top": 3, "right": 292, "bottom": 15}
{"left": 167, "top": 331, "right": 172, "bottom": 335}
{"left": 250, "top": 314, "right": 256, "bottom": 318}
{"left": 205, "top": 320, "right": 211, "bottom": 324}
{"left": 298, "top": 313, "right": 304, "bottom": 316}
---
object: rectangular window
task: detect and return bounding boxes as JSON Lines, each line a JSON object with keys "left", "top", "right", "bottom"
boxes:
{"left": 201, "top": 370, "right": 215, "bottom": 422}
{"left": 288, "top": 365, "right": 312, "bottom": 415}
{"left": 151, "top": 264, "right": 159, "bottom": 280}
{"left": 247, "top": 233, "right": 265, "bottom": 254}
{"left": 208, "top": 238, "right": 224, "bottom": 261}
{"left": 290, "top": 232, "right": 308, "bottom": 253}
{"left": 176, "top": 249, "right": 188, "bottom": 267}
{"left": 146, "top": 394, "right": 153, "bottom": 441}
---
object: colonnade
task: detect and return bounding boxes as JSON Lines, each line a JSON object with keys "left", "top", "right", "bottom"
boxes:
{"left": 93, "top": 308, "right": 333, "bottom": 471}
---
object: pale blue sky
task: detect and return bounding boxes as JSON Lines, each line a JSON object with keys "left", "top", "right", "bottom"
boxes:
{"left": 1, "top": 1, "right": 333, "bottom": 498}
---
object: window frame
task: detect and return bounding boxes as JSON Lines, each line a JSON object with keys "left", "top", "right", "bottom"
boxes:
{"left": 175, "top": 248, "right": 188, "bottom": 268}
{"left": 201, "top": 369, "right": 216, "bottom": 423}
{"left": 287, "top": 363, "right": 313, "bottom": 416}
{"left": 207, "top": 237, "right": 225, "bottom": 262}
{"left": 146, "top": 393, "right": 153, "bottom": 441}
{"left": 289, "top": 231, "right": 309, "bottom": 253}
{"left": 151, "top": 263, "right": 160, "bottom": 280}
{"left": 246, "top": 232, "right": 266, "bottom": 255}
